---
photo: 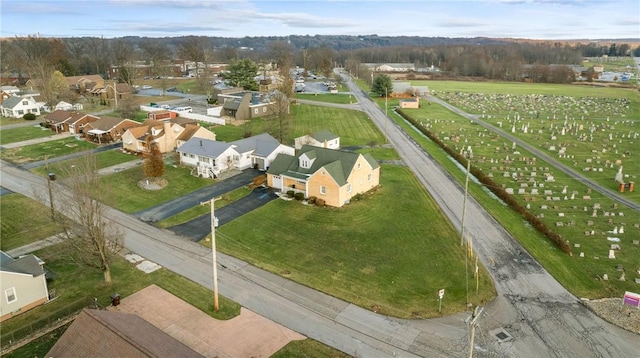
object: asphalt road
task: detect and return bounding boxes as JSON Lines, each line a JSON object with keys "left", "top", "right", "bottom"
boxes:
{"left": 340, "top": 71, "right": 639, "bottom": 357}
{"left": 1, "top": 74, "right": 638, "bottom": 356}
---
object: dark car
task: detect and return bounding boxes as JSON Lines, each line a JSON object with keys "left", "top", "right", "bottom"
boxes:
{"left": 167, "top": 86, "right": 177, "bottom": 92}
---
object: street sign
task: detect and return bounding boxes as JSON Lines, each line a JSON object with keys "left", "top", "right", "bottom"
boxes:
{"left": 438, "top": 289, "right": 445, "bottom": 299}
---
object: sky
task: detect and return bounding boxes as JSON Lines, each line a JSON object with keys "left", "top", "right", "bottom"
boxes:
{"left": 1, "top": 0, "right": 639, "bottom": 40}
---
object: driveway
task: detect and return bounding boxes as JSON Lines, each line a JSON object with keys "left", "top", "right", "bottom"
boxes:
{"left": 168, "top": 187, "right": 278, "bottom": 241}
{"left": 134, "top": 169, "right": 262, "bottom": 223}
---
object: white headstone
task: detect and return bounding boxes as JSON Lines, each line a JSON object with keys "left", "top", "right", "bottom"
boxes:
{"left": 608, "top": 250, "right": 616, "bottom": 259}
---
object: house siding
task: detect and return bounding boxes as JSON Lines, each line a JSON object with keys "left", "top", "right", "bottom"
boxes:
{"left": 0, "top": 272, "right": 48, "bottom": 322}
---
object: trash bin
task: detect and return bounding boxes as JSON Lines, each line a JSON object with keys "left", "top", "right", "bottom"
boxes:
{"left": 48, "top": 173, "right": 56, "bottom": 181}
{"left": 111, "top": 293, "right": 120, "bottom": 306}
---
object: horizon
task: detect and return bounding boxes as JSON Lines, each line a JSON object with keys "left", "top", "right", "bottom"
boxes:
{"left": 1, "top": 0, "right": 639, "bottom": 41}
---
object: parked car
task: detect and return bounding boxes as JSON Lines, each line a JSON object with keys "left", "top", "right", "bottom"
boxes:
{"left": 167, "top": 86, "right": 178, "bottom": 92}
{"left": 142, "top": 85, "right": 152, "bottom": 89}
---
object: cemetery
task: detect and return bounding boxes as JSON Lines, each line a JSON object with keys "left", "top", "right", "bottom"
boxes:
{"left": 397, "top": 83, "right": 640, "bottom": 298}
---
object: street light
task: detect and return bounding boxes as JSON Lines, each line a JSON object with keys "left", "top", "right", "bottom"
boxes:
{"left": 460, "top": 147, "right": 473, "bottom": 247}
{"left": 384, "top": 86, "right": 388, "bottom": 144}
{"left": 201, "top": 196, "right": 221, "bottom": 311}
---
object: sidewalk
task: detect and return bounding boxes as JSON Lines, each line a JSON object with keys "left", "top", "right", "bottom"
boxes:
{"left": 6, "top": 234, "right": 64, "bottom": 257}
{"left": 1, "top": 132, "right": 72, "bottom": 149}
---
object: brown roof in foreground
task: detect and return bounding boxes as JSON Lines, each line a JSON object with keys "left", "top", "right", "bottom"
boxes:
{"left": 85, "top": 116, "right": 138, "bottom": 131}
{"left": 176, "top": 123, "right": 202, "bottom": 141}
{"left": 46, "top": 309, "right": 203, "bottom": 358}
{"left": 43, "top": 110, "right": 73, "bottom": 123}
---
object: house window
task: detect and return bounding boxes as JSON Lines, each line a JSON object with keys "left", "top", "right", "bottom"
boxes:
{"left": 368, "top": 173, "right": 372, "bottom": 181}
{"left": 188, "top": 154, "right": 195, "bottom": 158}
{"left": 255, "top": 108, "right": 259, "bottom": 114}
{"left": 22, "top": 101, "right": 28, "bottom": 105}
{"left": 5, "top": 287, "right": 16, "bottom": 304}
{"left": 181, "top": 152, "right": 187, "bottom": 157}
{"left": 357, "top": 163, "right": 361, "bottom": 169}
{"left": 246, "top": 154, "right": 250, "bottom": 159}
{"left": 18, "top": 110, "right": 24, "bottom": 115}
{"left": 198, "top": 156, "right": 209, "bottom": 163}
{"left": 263, "top": 107, "right": 267, "bottom": 113}
{"left": 234, "top": 155, "right": 239, "bottom": 161}
{"left": 347, "top": 184, "right": 352, "bottom": 193}
{"left": 320, "top": 186, "right": 326, "bottom": 195}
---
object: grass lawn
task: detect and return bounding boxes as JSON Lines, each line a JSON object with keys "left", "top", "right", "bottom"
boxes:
{"left": 0, "top": 137, "right": 97, "bottom": 164}
{"left": 272, "top": 339, "right": 351, "bottom": 358}
{"left": 296, "top": 93, "right": 357, "bottom": 104}
{"left": 30, "top": 150, "right": 138, "bottom": 179}
{"left": 0, "top": 243, "right": 241, "bottom": 352}
{"left": 213, "top": 165, "right": 496, "bottom": 318}
{"left": 1, "top": 117, "right": 31, "bottom": 127}
{"left": 156, "top": 186, "right": 253, "bottom": 228}
{"left": 0, "top": 125, "right": 54, "bottom": 145}
{"left": 389, "top": 100, "right": 640, "bottom": 298}
{"left": 0, "top": 193, "right": 62, "bottom": 251}
{"left": 99, "top": 164, "right": 212, "bottom": 213}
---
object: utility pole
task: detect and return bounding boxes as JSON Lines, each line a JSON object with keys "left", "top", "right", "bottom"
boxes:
{"left": 467, "top": 306, "right": 484, "bottom": 358}
{"left": 44, "top": 156, "right": 55, "bottom": 220}
{"left": 385, "top": 86, "right": 388, "bottom": 143}
{"left": 200, "top": 196, "right": 222, "bottom": 311}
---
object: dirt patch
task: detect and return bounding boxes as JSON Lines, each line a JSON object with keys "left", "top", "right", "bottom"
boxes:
{"left": 137, "top": 178, "right": 168, "bottom": 190}
{"left": 582, "top": 298, "right": 640, "bottom": 334}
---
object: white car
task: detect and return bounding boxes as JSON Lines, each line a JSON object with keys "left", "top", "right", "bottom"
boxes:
{"left": 142, "top": 85, "right": 152, "bottom": 89}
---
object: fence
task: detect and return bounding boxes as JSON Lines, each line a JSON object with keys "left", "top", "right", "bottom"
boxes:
{"left": 0, "top": 296, "right": 99, "bottom": 352}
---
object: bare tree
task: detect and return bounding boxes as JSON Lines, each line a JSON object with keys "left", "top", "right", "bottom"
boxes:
{"left": 56, "top": 154, "right": 122, "bottom": 284}
{"left": 110, "top": 38, "right": 135, "bottom": 85}
{"left": 267, "top": 90, "right": 292, "bottom": 144}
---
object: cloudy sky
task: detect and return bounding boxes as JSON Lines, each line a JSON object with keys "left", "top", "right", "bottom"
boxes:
{"left": 1, "top": 0, "right": 638, "bottom": 40}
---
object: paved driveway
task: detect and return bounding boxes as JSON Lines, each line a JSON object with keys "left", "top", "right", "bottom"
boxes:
{"left": 134, "top": 169, "right": 262, "bottom": 222}
{"left": 169, "top": 187, "right": 278, "bottom": 241}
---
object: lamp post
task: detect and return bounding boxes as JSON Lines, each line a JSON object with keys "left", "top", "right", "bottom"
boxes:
{"left": 201, "top": 196, "right": 222, "bottom": 311}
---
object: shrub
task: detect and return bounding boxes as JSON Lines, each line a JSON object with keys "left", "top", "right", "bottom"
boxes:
{"left": 286, "top": 190, "right": 295, "bottom": 198}
{"left": 352, "top": 193, "right": 364, "bottom": 201}
{"left": 316, "top": 198, "right": 325, "bottom": 207}
{"left": 307, "top": 196, "right": 316, "bottom": 204}
{"left": 23, "top": 113, "right": 37, "bottom": 120}
{"left": 294, "top": 192, "right": 304, "bottom": 201}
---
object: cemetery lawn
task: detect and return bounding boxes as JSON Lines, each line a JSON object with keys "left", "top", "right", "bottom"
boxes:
{"left": 99, "top": 165, "right": 212, "bottom": 213}
{"left": 30, "top": 150, "right": 137, "bottom": 179}
{"left": 0, "top": 137, "right": 97, "bottom": 164}
{"left": 213, "top": 165, "right": 496, "bottom": 318}
{"left": 0, "top": 193, "right": 62, "bottom": 251}
{"left": 0, "top": 125, "right": 56, "bottom": 145}
{"left": 392, "top": 99, "right": 640, "bottom": 299}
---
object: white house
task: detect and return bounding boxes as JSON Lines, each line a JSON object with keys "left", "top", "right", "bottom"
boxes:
{"left": 0, "top": 96, "right": 41, "bottom": 118}
{"left": 0, "top": 251, "right": 51, "bottom": 322}
{"left": 177, "top": 133, "right": 294, "bottom": 178}
{"left": 178, "top": 138, "right": 237, "bottom": 178}
{"left": 294, "top": 130, "right": 340, "bottom": 150}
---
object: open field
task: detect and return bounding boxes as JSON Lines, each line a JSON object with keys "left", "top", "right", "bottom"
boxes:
{"left": 296, "top": 93, "right": 355, "bottom": 104}
{"left": 214, "top": 165, "right": 496, "bottom": 318}
{"left": 0, "top": 193, "right": 62, "bottom": 251}
{"left": 390, "top": 96, "right": 640, "bottom": 298}
{"left": 0, "top": 137, "right": 97, "bottom": 164}
{"left": 0, "top": 125, "right": 55, "bottom": 145}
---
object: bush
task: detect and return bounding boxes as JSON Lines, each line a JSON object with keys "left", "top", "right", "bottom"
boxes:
{"left": 352, "top": 193, "right": 364, "bottom": 201}
{"left": 294, "top": 192, "right": 304, "bottom": 201}
{"left": 316, "top": 198, "right": 325, "bottom": 207}
{"left": 23, "top": 113, "right": 37, "bottom": 120}
{"left": 286, "top": 190, "right": 295, "bottom": 198}
{"left": 307, "top": 196, "right": 317, "bottom": 204}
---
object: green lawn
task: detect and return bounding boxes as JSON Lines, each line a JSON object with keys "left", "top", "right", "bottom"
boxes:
{"left": 0, "top": 137, "right": 98, "bottom": 164}
{"left": 30, "top": 150, "right": 138, "bottom": 179}
{"left": 0, "top": 243, "right": 241, "bottom": 352}
{"left": 0, "top": 193, "right": 62, "bottom": 251}
{"left": 272, "top": 339, "right": 351, "bottom": 358}
{"left": 0, "top": 117, "right": 32, "bottom": 126}
{"left": 214, "top": 165, "right": 496, "bottom": 318}
{"left": 0, "top": 125, "right": 54, "bottom": 145}
{"left": 99, "top": 165, "right": 212, "bottom": 213}
{"left": 296, "top": 93, "right": 357, "bottom": 104}
{"left": 389, "top": 100, "right": 640, "bottom": 298}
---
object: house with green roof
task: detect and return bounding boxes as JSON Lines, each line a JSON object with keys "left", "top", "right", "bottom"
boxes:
{"left": 267, "top": 145, "right": 380, "bottom": 207}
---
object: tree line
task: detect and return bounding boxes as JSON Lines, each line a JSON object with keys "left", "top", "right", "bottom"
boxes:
{"left": 2, "top": 35, "right": 638, "bottom": 86}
